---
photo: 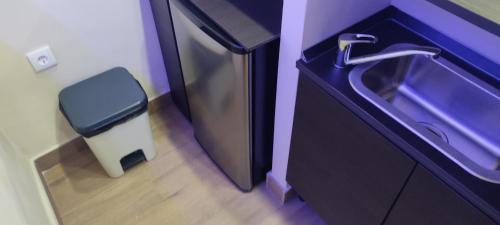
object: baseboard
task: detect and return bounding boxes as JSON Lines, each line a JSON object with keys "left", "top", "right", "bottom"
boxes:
{"left": 34, "top": 162, "right": 65, "bottom": 225}
{"left": 35, "top": 137, "right": 88, "bottom": 172}
{"left": 266, "top": 172, "right": 295, "bottom": 204}
{"left": 148, "top": 92, "right": 173, "bottom": 113}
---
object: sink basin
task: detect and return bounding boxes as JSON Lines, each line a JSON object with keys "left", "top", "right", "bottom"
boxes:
{"left": 349, "top": 43, "right": 500, "bottom": 183}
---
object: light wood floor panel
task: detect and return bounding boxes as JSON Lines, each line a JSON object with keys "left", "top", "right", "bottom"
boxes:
{"left": 42, "top": 101, "right": 325, "bottom": 225}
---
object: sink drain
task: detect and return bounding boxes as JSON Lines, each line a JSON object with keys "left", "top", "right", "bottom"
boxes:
{"left": 417, "top": 122, "right": 449, "bottom": 144}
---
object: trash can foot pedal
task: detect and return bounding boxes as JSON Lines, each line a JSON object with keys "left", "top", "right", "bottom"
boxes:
{"left": 120, "top": 150, "right": 146, "bottom": 171}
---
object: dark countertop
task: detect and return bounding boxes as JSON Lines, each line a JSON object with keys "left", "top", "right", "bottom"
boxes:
{"left": 297, "top": 7, "right": 500, "bottom": 223}
{"left": 190, "top": 0, "right": 282, "bottom": 52}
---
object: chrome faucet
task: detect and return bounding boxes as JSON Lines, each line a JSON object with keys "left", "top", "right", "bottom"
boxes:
{"left": 334, "top": 33, "right": 441, "bottom": 68}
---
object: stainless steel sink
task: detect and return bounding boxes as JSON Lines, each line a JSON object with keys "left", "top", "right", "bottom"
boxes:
{"left": 349, "top": 43, "right": 500, "bottom": 183}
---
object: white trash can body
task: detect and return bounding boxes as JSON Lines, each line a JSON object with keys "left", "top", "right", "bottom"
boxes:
{"left": 84, "top": 112, "right": 156, "bottom": 177}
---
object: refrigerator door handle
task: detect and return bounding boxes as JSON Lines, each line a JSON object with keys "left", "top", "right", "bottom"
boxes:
{"left": 171, "top": 0, "right": 247, "bottom": 54}
{"left": 199, "top": 25, "right": 247, "bottom": 54}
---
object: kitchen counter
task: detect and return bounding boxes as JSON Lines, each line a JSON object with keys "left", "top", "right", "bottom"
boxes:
{"left": 189, "top": 0, "right": 283, "bottom": 51}
{"left": 297, "top": 7, "right": 500, "bottom": 223}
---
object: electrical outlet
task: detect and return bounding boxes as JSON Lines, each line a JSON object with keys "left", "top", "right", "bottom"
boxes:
{"left": 26, "top": 45, "right": 57, "bottom": 72}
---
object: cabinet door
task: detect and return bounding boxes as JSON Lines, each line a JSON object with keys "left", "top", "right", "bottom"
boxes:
{"left": 384, "top": 165, "right": 496, "bottom": 225}
{"left": 287, "top": 74, "right": 416, "bottom": 225}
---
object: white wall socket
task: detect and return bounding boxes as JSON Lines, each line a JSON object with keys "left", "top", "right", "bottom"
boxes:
{"left": 26, "top": 45, "right": 57, "bottom": 72}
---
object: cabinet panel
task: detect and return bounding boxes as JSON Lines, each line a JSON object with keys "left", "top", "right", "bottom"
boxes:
{"left": 384, "top": 165, "right": 496, "bottom": 225}
{"left": 150, "top": 0, "right": 191, "bottom": 120}
{"left": 287, "top": 74, "right": 416, "bottom": 225}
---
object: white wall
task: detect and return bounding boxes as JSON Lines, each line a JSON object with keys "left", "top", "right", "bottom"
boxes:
{"left": 0, "top": 0, "right": 169, "bottom": 159}
{"left": 302, "top": 0, "right": 392, "bottom": 49}
{"left": 0, "top": 1, "right": 168, "bottom": 223}
{"left": 269, "top": 0, "right": 391, "bottom": 192}
{"left": 0, "top": 160, "right": 28, "bottom": 225}
{"left": 269, "top": 0, "right": 309, "bottom": 192}
{"left": 392, "top": 0, "right": 500, "bottom": 65}
{"left": 0, "top": 130, "right": 58, "bottom": 225}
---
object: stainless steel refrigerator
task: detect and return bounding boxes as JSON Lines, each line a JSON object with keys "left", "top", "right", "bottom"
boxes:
{"left": 169, "top": 0, "right": 279, "bottom": 191}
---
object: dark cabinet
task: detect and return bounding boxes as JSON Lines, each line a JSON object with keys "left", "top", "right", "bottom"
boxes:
{"left": 287, "top": 74, "right": 416, "bottom": 225}
{"left": 149, "top": 0, "right": 191, "bottom": 120}
{"left": 287, "top": 74, "right": 497, "bottom": 225}
{"left": 384, "top": 165, "right": 496, "bottom": 225}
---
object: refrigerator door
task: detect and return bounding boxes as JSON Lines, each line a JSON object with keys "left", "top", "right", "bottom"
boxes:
{"left": 170, "top": 0, "right": 253, "bottom": 191}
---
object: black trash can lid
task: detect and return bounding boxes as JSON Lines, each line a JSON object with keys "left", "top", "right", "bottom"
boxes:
{"left": 59, "top": 67, "right": 148, "bottom": 137}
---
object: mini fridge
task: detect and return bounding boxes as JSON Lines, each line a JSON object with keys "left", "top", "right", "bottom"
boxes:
{"left": 169, "top": 0, "right": 280, "bottom": 191}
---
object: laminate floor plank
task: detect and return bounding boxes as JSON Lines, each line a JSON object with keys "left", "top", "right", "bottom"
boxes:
{"left": 42, "top": 101, "right": 325, "bottom": 225}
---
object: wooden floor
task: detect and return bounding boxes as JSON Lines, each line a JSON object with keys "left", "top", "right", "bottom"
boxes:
{"left": 42, "top": 99, "right": 325, "bottom": 225}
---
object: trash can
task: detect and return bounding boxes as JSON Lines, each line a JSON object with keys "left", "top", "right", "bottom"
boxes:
{"left": 59, "top": 67, "right": 156, "bottom": 177}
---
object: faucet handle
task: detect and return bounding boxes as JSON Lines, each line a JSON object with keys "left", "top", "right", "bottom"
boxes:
{"left": 338, "top": 33, "right": 378, "bottom": 51}
{"left": 335, "top": 33, "right": 378, "bottom": 68}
